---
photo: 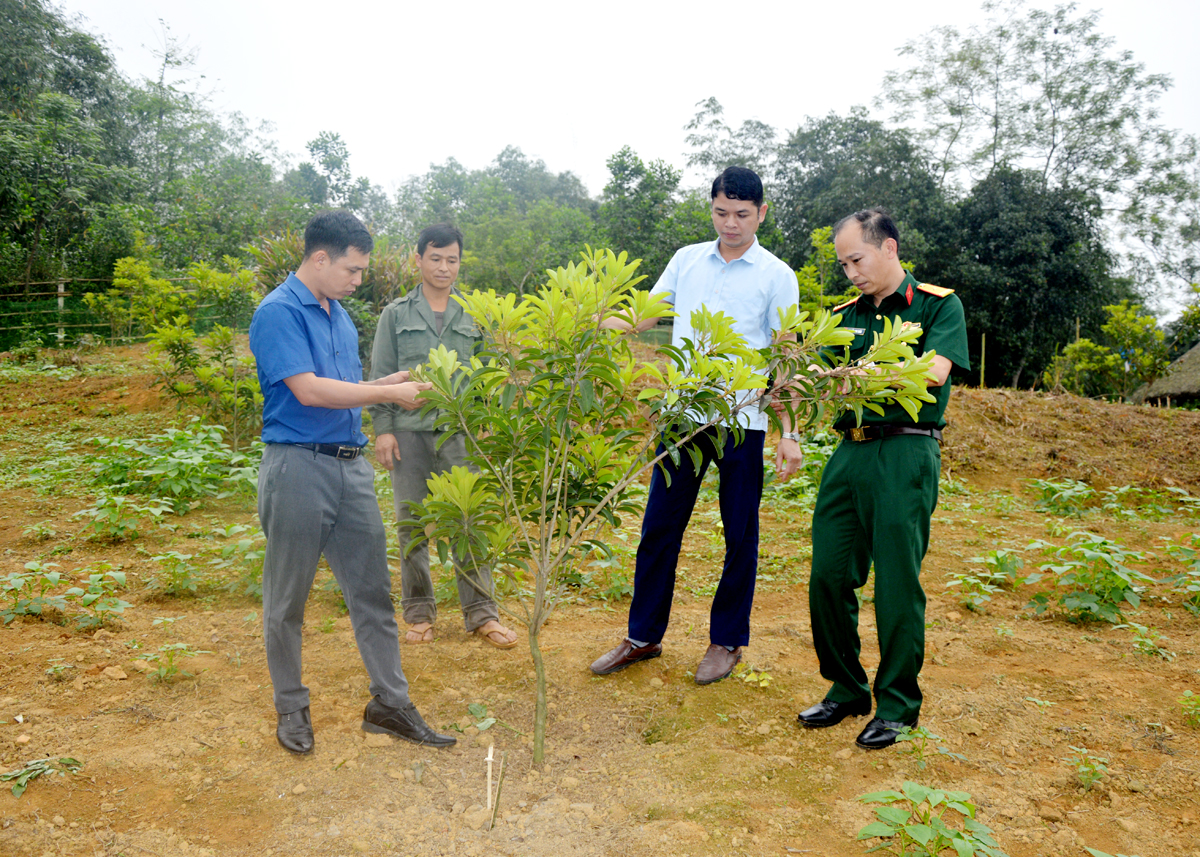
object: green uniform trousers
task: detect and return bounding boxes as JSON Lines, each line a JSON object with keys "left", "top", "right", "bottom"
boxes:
{"left": 809, "top": 434, "right": 940, "bottom": 723}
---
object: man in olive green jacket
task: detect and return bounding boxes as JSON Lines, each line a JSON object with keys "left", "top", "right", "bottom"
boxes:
{"left": 368, "top": 223, "right": 517, "bottom": 649}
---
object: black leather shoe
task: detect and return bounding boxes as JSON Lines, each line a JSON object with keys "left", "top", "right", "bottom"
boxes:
{"left": 277, "top": 706, "right": 314, "bottom": 755}
{"left": 855, "top": 715, "right": 918, "bottom": 750}
{"left": 590, "top": 639, "right": 662, "bottom": 675}
{"left": 362, "top": 697, "right": 457, "bottom": 748}
{"left": 796, "top": 697, "right": 872, "bottom": 728}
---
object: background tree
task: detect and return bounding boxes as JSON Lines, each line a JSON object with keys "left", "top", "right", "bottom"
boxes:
{"left": 772, "top": 108, "right": 951, "bottom": 272}
{"left": 938, "top": 166, "right": 1128, "bottom": 387}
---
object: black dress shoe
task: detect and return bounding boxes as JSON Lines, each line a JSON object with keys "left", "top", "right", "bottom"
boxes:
{"left": 590, "top": 639, "right": 662, "bottom": 675}
{"left": 796, "top": 697, "right": 872, "bottom": 728}
{"left": 277, "top": 706, "right": 314, "bottom": 755}
{"left": 362, "top": 697, "right": 457, "bottom": 748}
{"left": 855, "top": 715, "right": 918, "bottom": 750}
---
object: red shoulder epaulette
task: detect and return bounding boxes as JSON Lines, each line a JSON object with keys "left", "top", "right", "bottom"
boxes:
{"left": 917, "top": 283, "right": 954, "bottom": 297}
{"left": 831, "top": 296, "right": 859, "bottom": 312}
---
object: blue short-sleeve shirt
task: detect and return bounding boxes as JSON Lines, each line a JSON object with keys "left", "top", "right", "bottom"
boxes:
{"left": 249, "top": 273, "right": 369, "bottom": 445}
{"left": 651, "top": 238, "right": 798, "bottom": 431}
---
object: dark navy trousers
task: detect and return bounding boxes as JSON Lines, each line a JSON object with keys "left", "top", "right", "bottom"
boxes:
{"left": 627, "top": 428, "right": 765, "bottom": 648}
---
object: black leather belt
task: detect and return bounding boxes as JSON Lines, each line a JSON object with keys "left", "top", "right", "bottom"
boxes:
{"left": 292, "top": 442, "right": 364, "bottom": 460}
{"left": 840, "top": 426, "right": 943, "bottom": 443}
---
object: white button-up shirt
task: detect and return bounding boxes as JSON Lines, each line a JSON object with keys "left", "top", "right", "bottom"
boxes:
{"left": 651, "top": 238, "right": 798, "bottom": 431}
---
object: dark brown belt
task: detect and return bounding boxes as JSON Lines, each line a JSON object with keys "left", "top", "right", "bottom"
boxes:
{"left": 292, "top": 442, "right": 364, "bottom": 460}
{"left": 839, "top": 426, "right": 943, "bottom": 443}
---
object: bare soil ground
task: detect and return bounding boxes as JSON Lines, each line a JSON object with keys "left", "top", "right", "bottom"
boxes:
{"left": 1, "top": 349, "right": 1199, "bottom": 857}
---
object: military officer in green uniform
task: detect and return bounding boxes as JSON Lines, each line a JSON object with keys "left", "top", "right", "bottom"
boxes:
{"left": 797, "top": 208, "right": 969, "bottom": 749}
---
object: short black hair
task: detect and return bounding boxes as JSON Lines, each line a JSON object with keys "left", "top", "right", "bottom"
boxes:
{"left": 833, "top": 208, "right": 901, "bottom": 255}
{"left": 416, "top": 222, "right": 465, "bottom": 256}
{"left": 303, "top": 209, "right": 374, "bottom": 261}
{"left": 711, "top": 166, "right": 764, "bottom": 208}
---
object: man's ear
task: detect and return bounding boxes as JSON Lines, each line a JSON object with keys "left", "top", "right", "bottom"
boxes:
{"left": 883, "top": 237, "right": 899, "bottom": 259}
{"left": 758, "top": 202, "right": 769, "bottom": 222}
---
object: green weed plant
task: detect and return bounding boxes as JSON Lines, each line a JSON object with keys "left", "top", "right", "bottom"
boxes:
{"left": 146, "top": 551, "right": 206, "bottom": 598}
{"left": 894, "top": 726, "right": 967, "bottom": 770}
{"left": 1029, "top": 478, "right": 1095, "bottom": 517}
{"left": 1178, "top": 690, "right": 1200, "bottom": 727}
{"left": 1025, "top": 533, "right": 1153, "bottom": 623}
{"left": 146, "top": 643, "right": 208, "bottom": 683}
{"left": 1, "top": 757, "right": 83, "bottom": 797}
{"left": 1064, "top": 746, "right": 1109, "bottom": 791}
{"left": 856, "top": 782, "right": 1008, "bottom": 856}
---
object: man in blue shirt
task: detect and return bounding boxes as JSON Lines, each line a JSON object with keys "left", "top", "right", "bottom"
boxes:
{"left": 590, "top": 167, "right": 802, "bottom": 684}
{"left": 249, "top": 210, "right": 455, "bottom": 755}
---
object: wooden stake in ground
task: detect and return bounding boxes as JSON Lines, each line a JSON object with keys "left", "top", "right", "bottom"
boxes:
{"left": 487, "top": 751, "right": 507, "bottom": 832}
{"left": 485, "top": 744, "right": 495, "bottom": 811}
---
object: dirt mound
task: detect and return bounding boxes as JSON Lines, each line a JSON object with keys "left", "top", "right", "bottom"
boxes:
{"left": 944, "top": 387, "right": 1200, "bottom": 492}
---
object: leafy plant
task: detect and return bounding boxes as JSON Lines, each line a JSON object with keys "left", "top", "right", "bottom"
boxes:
{"left": 733, "top": 662, "right": 773, "bottom": 688}
{"left": 1179, "top": 690, "right": 1200, "bottom": 727}
{"left": 65, "top": 567, "right": 131, "bottom": 629}
{"left": 1025, "top": 533, "right": 1154, "bottom": 623}
{"left": 1, "top": 757, "right": 83, "bottom": 797}
{"left": 21, "top": 521, "right": 57, "bottom": 542}
{"left": 856, "top": 782, "right": 1008, "bottom": 856}
{"left": 409, "top": 248, "right": 936, "bottom": 764}
{"left": 966, "top": 549, "right": 1038, "bottom": 589}
{"left": 1064, "top": 746, "right": 1109, "bottom": 791}
{"left": 73, "top": 493, "right": 172, "bottom": 541}
{"left": 945, "top": 572, "right": 999, "bottom": 612}
{"left": 150, "top": 320, "right": 263, "bottom": 449}
{"left": 1164, "top": 533, "right": 1200, "bottom": 614}
{"left": 45, "top": 658, "right": 75, "bottom": 680}
{"left": 88, "top": 423, "right": 257, "bottom": 512}
{"left": 146, "top": 551, "right": 206, "bottom": 598}
{"left": 1029, "top": 478, "right": 1095, "bottom": 517}
{"left": 1024, "top": 696, "right": 1056, "bottom": 713}
{"left": 1118, "top": 622, "right": 1175, "bottom": 660}
{"left": 145, "top": 643, "right": 208, "bottom": 683}
{"left": 895, "top": 726, "right": 967, "bottom": 770}
{"left": 1084, "top": 849, "right": 1144, "bottom": 857}
{"left": 207, "top": 525, "right": 266, "bottom": 599}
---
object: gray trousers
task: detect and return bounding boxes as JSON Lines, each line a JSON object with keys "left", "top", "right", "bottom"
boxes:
{"left": 258, "top": 443, "right": 410, "bottom": 715}
{"left": 391, "top": 431, "right": 499, "bottom": 630}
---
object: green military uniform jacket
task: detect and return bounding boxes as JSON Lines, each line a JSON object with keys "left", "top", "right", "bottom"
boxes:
{"left": 368, "top": 286, "right": 480, "bottom": 434}
{"left": 831, "top": 271, "right": 970, "bottom": 430}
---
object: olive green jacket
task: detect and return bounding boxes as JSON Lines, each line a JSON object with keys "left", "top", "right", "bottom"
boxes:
{"left": 367, "top": 286, "right": 480, "bottom": 435}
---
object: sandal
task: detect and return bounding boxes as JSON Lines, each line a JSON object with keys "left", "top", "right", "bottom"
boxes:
{"left": 405, "top": 622, "right": 434, "bottom": 644}
{"left": 474, "top": 620, "right": 518, "bottom": 649}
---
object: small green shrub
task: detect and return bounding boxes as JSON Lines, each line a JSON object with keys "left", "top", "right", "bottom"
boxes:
{"left": 73, "top": 493, "right": 172, "bottom": 541}
{"left": 856, "top": 781, "right": 1008, "bottom": 856}
{"left": 146, "top": 551, "right": 206, "bottom": 598}
{"left": 945, "top": 572, "right": 997, "bottom": 611}
{"left": 1164, "top": 533, "right": 1200, "bottom": 614}
{"left": 1025, "top": 533, "right": 1153, "bottom": 623}
{"left": 894, "top": 726, "right": 967, "bottom": 770}
{"left": 1029, "top": 478, "right": 1095, "bottom": 517}
{"left": 1064, "top": 746, "right": 1108, "bottom": 791}
{"left": 1179, "top": 690, "right": 1200, "bottom": 727}
{"left": 66, "top": 567, "right": 131, "bottom": 629}
{"left": 145, "top": 643, "right": 208, "bottom": 683}
{"left": 1118, "top": 622, "right": 1175, "bottom": 660}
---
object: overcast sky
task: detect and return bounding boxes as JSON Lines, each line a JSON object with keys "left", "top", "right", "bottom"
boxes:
{"left": 69, "top": 0, "right": 1200, "bottom": 198}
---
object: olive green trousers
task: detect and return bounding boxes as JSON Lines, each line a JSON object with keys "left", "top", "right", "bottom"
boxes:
{"left": 808, "top": 434, "right": 940, "bottom": 722}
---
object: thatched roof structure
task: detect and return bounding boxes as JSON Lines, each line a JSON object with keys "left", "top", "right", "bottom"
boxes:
{"left": 1134, "top": 342, "right": 1200, "bottom": 405}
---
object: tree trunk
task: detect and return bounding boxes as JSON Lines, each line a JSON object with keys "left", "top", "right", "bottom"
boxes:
{"left": 529, "top": 623, "right": 548, "bottom": 764}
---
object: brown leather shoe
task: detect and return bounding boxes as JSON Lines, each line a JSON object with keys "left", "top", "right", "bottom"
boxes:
{"left": 695, "top": 644, "right": 742, "bottom": 684}
{"left": 590, "top": 639, "right": 662, "bottom": 675}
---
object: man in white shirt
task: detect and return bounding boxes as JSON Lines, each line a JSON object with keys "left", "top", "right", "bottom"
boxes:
{"left": 591, "top": 166, "right": 801, "bottom": 684}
